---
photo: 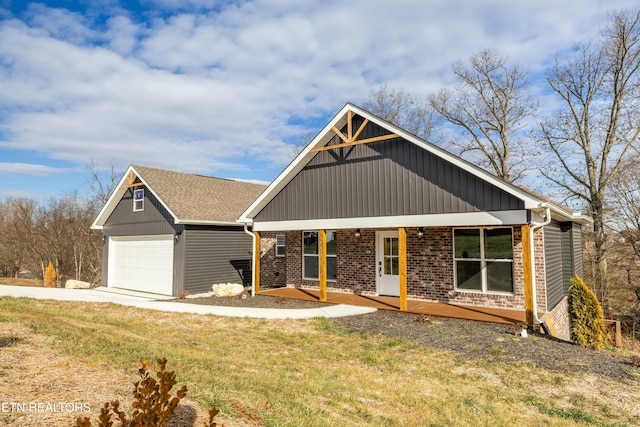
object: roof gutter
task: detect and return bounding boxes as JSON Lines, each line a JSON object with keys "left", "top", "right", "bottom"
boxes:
{"left": 530, "top": 203, "right": 552, "bottom": 333}
{"left": 174, "top": 219, "right": 242, "bottom": 226}
{"left": 242, "top": 223, "right": 257, "bottom": 297}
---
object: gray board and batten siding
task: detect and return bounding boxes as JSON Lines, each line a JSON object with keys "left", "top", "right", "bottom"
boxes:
{"left": 102, "top": 187, "right": 253, "bottom": 296}
{"left": 104, "top": 187, "right": 179, "bottom": 237}
{"left": 183, "top": 226, "right": 254, "bottom": 295}
{"left": 544, "top": 220, "right": 584, "bottom": 310}
{"left": 254, "top": 115, "right": 524, "bottom": 222}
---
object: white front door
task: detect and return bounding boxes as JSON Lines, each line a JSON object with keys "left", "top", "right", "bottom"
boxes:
{"left": 377, "top": 231, "right": 400, "bottom": 297}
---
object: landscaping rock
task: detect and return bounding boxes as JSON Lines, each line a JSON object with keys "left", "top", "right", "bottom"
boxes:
{"left": 64, "top": 279, "right": 92, "bottom": 289}
{"left": 211, "top": 283, "right": 244, "bottom": 297}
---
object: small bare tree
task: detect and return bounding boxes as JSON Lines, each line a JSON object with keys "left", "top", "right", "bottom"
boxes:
{"left": 290, "top": 131, "right": 315, "bottom": 157}
{"left": 428, "top": 49, "right": 538, "bottom": 183}
{"left": 539, "top": 8, "right": 640, "bottom": 303}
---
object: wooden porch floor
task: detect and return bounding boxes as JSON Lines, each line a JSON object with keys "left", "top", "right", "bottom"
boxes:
{"left": 259, "top": 287, "right": 526, "bottom": 325}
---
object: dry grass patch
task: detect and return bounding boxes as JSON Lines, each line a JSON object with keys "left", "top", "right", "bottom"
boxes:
{"left": 1, "top": 297, "right": 639, "bottom": 426}
{"left": 0, "top": 322, "right": 238, "bottom": 426}
{"left": 0, "top": 277, "right": 43, "bottom": 287}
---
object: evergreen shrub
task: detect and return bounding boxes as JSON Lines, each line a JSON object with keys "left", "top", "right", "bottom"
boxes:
{"left": 568, "top": 274, "right": 609, "bottom": 350}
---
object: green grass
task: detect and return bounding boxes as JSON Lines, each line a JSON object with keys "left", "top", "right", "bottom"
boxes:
{"left": 0, "top": 296, "right": 638, "bottom": 427}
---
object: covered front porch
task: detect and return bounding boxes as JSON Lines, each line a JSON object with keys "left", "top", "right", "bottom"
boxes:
{"left": 254, "top": 225, "right": 539, "bottom": 326}
{"left": 260, "top": 287, "right": 528, "bottom": 325}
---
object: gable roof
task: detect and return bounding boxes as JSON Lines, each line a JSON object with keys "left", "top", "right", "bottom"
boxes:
{"left": 92, "top": 165, "right": 267, "bottom": 229}
{"left": 239, "top": 103, "right": 591, "bottom": 225}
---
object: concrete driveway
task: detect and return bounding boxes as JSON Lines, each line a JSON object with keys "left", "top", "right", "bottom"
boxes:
{"left": 0, "top": 285, "right": 376, "bottom": 319}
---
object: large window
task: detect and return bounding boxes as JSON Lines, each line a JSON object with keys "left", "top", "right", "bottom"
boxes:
{"left": 303, "top": 231, "right": 337, "bottom": 281}
{"left": 454, "top": 228, "right": 513, "bottom": 293}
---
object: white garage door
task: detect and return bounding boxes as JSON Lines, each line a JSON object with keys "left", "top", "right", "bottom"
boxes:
{"left": 108, "top": 235, "right": 174, "bottom": 295}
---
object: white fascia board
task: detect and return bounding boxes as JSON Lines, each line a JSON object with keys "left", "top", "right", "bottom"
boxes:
{"left": 90, "top": 165, "right": 180, "bottom": 228}
{"left": 252, "top": 210, "right": 529, "bottom": 231}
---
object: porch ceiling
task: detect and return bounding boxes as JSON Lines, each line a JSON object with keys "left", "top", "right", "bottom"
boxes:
{"left": 252, "top": 210, "right": 529, "bottom": 231}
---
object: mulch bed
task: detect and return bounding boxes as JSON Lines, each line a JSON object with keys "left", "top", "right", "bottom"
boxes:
{"left": 176, "top": 293, "right": 640, "bottom": 382}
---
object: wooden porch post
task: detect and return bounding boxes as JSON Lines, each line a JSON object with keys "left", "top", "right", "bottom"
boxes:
{"left": 399, "top": 227, "right": 408, "bottom": 311}
{"left": 319, "top": 230, "right": 327, "bottom": 302}
{"left": 521, "top": 224, "right": 534, "bottom": 327}
{"left": 253, "top": 231, "right": 261, "bottom": 295}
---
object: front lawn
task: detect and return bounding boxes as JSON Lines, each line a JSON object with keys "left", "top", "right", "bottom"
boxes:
{"left": 0, "top": 297, "right": 638, "bottom": 426}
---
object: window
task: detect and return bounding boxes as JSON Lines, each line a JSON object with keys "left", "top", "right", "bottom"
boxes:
{"left": 454, "top": 227, "right": 513, "bottom": 293}
{"left": 276, "top": 234, "right": 286, "bottom": 257}
{"left": 383, "top": 236, "right": 399, "bottom": 275}
{"left": 302, "top": 231, "right": 337, "bottom": 281}
{"left": 133, "top": 188, "right": 144, "bottom": 212}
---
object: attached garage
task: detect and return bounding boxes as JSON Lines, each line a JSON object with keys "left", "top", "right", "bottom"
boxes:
{"left": 92, "top": 165, "right": 267, "bottom": 297}
{"left": 107, "top": 235, "right": 174, "bottom": 295}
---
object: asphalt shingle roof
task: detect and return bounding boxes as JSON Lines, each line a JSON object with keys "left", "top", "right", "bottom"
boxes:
{"left": 132, "top": 165, "right": 267, "bottom": 223}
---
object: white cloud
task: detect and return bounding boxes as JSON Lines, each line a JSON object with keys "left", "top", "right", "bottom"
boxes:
{"left": 0, "top": 162, "right": 66, "bottom": 176}
{"left": 22, "top": 2, "right": 95, "bottom": 44}
{"left": 0, "top": 0, "right": 638, "bottom": 187}
{"left": 105, "top": 15, "right": 139, "bottom": 56}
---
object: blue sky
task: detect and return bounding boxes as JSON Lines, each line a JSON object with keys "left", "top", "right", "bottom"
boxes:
{"left": 0, "top": 0, "right": 636, "bottom": 201}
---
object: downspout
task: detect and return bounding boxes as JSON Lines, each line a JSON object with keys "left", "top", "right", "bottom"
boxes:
{"left": 530, "top": 203, "right": 551, "bottom": 334}
{"left": 243, "top": 223, "right": 256, "bottom": 297}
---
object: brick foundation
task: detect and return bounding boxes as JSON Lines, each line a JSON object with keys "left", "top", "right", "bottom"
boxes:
{"left": 259, "top": 225, "right": 549, "bottom": 312}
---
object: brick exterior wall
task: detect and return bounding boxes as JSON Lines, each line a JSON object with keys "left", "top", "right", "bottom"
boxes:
{"left": 541, "top": 296, "right": 571, "bottom": 341}
{"left": 258, "top": 231, "right": 286, "bottom": 288}
{"left": 336, "top": 229, "right": 377, "bottom": 294}
{"left": 258, "top": 225, "right": 550, "bottom": 312}
{"left": 533, "top": 227, "right": 547, "bottom": 312}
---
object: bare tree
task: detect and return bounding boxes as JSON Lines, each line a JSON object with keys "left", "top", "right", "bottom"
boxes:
{"left": 609, "top": 158, "right": 640, "bottom": 259}
{"left": 0, "top": 199, "right": 36, "bottom": 278}
{"left": 87, "top": 159, "right": 121, "bottom": 211}
{"left": 539, "top": 8, "right": 640, "bottom": 303}
{"left": 363, "top": 84, "right": 435, "bottom": 140}
{"left": 0, "top": 163, "right": 116, "bottom": 284}
{"left": 84, "top": 160, "right": 122, "bottom": 283}
{"left": 607, "top": 162, "right": 640, "bottom": 333}
{"left": 428, "top": 49, "right": 538, "bottom": 183}
{"left": 290, "top": 131, "right": 315, "bottom": 157}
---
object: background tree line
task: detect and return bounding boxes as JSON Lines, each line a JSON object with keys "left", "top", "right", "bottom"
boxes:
{"left": 362, "top": 8, "right": 640, "bottom": 318}
{"left": 0, "top": 163, "right": 119, "bottom": 286}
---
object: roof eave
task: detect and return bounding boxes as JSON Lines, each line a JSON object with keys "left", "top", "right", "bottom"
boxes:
{"left": 91, "top": 165, "right": 180, "bottom": 229}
